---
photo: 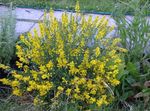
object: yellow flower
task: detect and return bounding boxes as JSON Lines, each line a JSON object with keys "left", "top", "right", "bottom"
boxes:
{"left": 57, "top": 58, "right": 68, "bottom": 68}
{"left": 39, "top": 65, "right": 47, "bottom": 72}
{"left": 13, "top": 74, "right": 23, "bottom": 80}
{"left": 79, "top": 70, "right": 87, "bottom": 76}
{"left": 12, "top": 88, "right": 22, "bottom": 96}
{"left": 0, "top": 78, "right": 10, "bottom": 85}
{"left": 75, "top": 86, "right": 80, "bottom": 93}
{"left": 39, "top": 85, "right": 49, "bottom": 96}
{"left": 84, "top": 92, "right": 90, "bottom": 99}
{"left": 62, "top": 77, "right": 67, "bottom": 83}
{"left": 34, "top": 97, "right": 39, "bottom": 105}
{"left": 31, "top": 70, "right": 38, "bottom": 80}
{"left": 57, "top": 86, "right": 64, "bottom": 91}
{"left": 22, "top": 76, "right": 30, "bottom": 82}
{"left": 16, "top": 61, "right": 23, "bottom": 68}
{"left": 71, "top": 48, "right": 80, "bottom": 56}
{"left": 29, "top": 81, "right": 37, "bottom": 89}
{"left": 75, "top": 1, "right": 80, "bottom": 13}
{"left": 62, "top": 13, "right": 69, "bottom": 27}
{"left": 20, "top": 35, "right": 25, "bottom": 40}
{"left": 90, "top": 89, "right": 96, "bottom": 95}
{"left": 39, "top": 23, "right": 45, "bottom": 37}
{"left": 68, "top": 61, "right": 79, "bottom": 75}
{"left": 95, "top": 47, "right": 100, "bottom": 57}
{"left": 114, "top": 59, "right": 122, "bottom": 63}
{"left": 111, "top": 79, "right": 120, "bottom": 86}
{"left": 12, "top": 80, "right": 20, "bottom": 87}
{"left": 87, "top": 80, "right": 93, "bottom": 89}
{"left": 46, "top": 61, "right": 53, "bottom": 69}
{"left": 42, "top": 74, "right": 49, "bottom": 79}
{"left": 119, "top": 47, "right": 128, "bottom": 52}
{"left": 27, "top": 86, "right": 33, "bottom": 92}
{"left": 96, "top": 99, "right": 103, "bottom": 107}
{"left": 66, "top": 88, "right": 71, "bottom": 96}
{"left": 33, "top": 96, "right": 43, "bottom": 105}
{"left": 90, "top": 60, "right": 97, "bottom": 65}
{"left": 96, "top": 30, "right": 105, "bottom": 40}
{"left": 0, "top": 64, "right": 10, "bottom": 69}
{"left": 78, "top": 78, "right": 86, "bottom": 84}
{"left": 73, "top": 93, "right": 80, "bottom": 99}
{"left": 89, "top": 97, "right": 96, "bottom": 104}
{"left": 16, "top": 44, "right": 21, "bottom": 50}
{"left": 96, "top": 95, "right": 108, "bottom": 107}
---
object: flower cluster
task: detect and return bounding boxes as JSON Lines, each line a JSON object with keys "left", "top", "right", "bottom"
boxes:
{"left": 0, "top": 3, "right": 126, "bottom": 109}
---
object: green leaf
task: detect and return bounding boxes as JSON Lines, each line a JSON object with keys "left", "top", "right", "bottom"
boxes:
{"left": 126, "top": 62, "right": 139, "bottom": 78}
{"left": 142, "top": 88, "right": 150, "bottom": 95}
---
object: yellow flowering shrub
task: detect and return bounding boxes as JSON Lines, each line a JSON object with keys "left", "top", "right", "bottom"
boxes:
{"left": 0, "top": 3, "right": 126, "bottom": 110}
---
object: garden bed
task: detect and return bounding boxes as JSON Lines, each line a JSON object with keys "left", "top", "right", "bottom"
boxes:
{"left": 0, "top": 1, "right": 150, "bottom": 111}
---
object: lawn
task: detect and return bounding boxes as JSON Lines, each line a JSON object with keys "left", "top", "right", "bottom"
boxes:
{"left": 0, "top": 0, "right": 149, "bottom": 14}
{"left": 0, "top": 0, "right": 115, "bottom": 12}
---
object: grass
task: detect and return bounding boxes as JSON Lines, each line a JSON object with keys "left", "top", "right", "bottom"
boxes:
{"left": 1, "top": 0, "right": 149, "bottom": 15}
{"left": 0, "top": 96, "right": 150, "bottom": 111}
{"left": 0, "top": 0, "right": 115, "bottom": 12}
{"left": 0, "top": 0, "right": 149, "bottom": 13}
{"left": 0, "top": 94, "right": 42, "bottom": 111}
{"left": 0, "top": 0, "right": 150, "bottom": 14}
{"left": 0, "top": 100, "right": 36, "bottom": 111}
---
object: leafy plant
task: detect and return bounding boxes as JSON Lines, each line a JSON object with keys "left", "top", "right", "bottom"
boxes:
{"left": 0, "top": 4, "right": 17, "bottom": 65}
{"left": 112, "top": 0, "right": 150, "bottom": 109}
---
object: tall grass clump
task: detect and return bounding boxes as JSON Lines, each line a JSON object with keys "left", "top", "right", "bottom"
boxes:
{"left": 113, "top": 0, "right": 150, "bottom": 109}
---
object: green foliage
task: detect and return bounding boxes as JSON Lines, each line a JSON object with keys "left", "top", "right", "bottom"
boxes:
{"left": 114, "top": 0, "right": 150, "bottom": 61}
{"left": 0, "top": 5, "right": 16, "bottom": 65}
{"left": 113, "top": 0, "right": 150, "bottom": 108}
{"left": 0, "top": 0, "right": 115, "bottom": 12}
{"left": 1, "top": 0, "right": 149, "bottom": 13}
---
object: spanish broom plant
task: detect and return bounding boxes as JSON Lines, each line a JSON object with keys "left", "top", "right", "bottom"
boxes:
{"left": 0, "top": 2, "right": 127, "bottom": 110}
